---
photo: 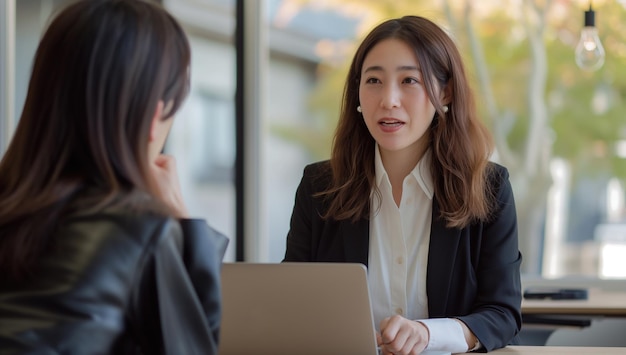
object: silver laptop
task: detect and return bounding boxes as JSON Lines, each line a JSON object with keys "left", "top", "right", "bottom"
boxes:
{"left": 218, "top": 262, "right": 379, "bottom": 355}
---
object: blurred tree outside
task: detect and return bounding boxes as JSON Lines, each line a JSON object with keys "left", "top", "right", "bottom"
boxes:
{"left": 271, "top": 0, "right": 626, "bottom": 275}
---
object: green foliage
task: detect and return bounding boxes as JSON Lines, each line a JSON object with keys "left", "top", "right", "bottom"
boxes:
{"left": 452, "top": 1, "right": 626, "bottom": 180}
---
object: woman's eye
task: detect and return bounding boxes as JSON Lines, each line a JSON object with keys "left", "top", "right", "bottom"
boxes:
{"left": 365, "top": 77, "right": 381, "bottom": 84}
{"left": 403, "top": 77, "right": 419, "bottom": 84}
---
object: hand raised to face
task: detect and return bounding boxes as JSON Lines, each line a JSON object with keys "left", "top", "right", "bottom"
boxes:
{"left": 151, "top": 154, "right": 189, "bottom": 219}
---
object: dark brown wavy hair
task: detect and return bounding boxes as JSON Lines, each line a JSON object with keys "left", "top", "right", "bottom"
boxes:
{"left": 0, "top": 0, "right": 191, "bottom": 279}
{"left": 319, "top": 15, "right": 495, "bottom": 228}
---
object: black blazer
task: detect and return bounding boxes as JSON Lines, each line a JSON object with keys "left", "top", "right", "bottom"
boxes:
{"left": 284, "top": 161, "right": 522, "bottom": 352}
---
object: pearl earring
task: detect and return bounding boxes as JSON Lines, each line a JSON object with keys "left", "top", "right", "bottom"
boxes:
{"left": 442, "top": 105, "right": 449, "bottom": 113}
{"left": 357, "top": 106, "right": 362, "bottom": 113}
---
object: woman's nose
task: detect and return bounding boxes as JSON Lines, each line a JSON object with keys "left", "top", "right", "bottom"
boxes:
{"left": 380, "top": 84, "right": 400, "bottom": 109}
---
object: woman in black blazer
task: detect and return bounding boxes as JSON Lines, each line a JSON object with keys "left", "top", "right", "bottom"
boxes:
{"left": 284, "top": 16, "right": 522, "bottom": 354}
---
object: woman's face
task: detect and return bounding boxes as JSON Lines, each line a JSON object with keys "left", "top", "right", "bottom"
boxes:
{"left": 358, "top": 38, "right": 441, "bottom": 158}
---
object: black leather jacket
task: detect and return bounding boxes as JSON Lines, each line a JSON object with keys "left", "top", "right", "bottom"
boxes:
{"left": 0, "top": 196, "right": 228, "bottom": 354}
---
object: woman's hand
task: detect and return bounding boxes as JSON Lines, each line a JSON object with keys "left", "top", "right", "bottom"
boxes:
{"left": 377, "top": 315, "right": 429, "bottom": 355}
{"left": 151, "top": 154, "right": 189, "bottom": 219}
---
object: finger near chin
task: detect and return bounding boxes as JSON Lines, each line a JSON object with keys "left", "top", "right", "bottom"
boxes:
{"left": 155, "top": 154, "right": 176, "bottom": 168}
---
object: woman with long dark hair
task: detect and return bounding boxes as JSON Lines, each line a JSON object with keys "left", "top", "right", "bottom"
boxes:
{"left": 285, "top": 16, "right": 522, "bottom": 354}
{"left": 0, "top": 0, "right": 227, "bottom": 353}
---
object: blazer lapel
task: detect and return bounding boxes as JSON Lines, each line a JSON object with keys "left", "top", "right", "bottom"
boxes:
{"left": 427, "top": 199, "right": 461, "bottom": 317}
{"left": 340, "top": 219, "right": 370, "bottom": 267}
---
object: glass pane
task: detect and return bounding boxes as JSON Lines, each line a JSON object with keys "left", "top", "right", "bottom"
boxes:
{"left": 265, "top": 0, "right": 362, "bottom": 261}
{"left": 164, "top": 0, "right": 237, "bottom": 261}
{"left": 263, "top": 0, "right": 626, "bottom": 280}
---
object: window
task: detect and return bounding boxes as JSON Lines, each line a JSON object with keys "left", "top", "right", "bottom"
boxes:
{"left": 165, "top": 0, "right": 237, "bottom": 261}
{"left": 6, "top": 0, "right": 626, "bottom": 279}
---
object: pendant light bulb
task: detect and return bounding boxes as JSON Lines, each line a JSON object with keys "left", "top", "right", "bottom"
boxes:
{"left": 575, "top": 4, "right": 605, "bottom": 71}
